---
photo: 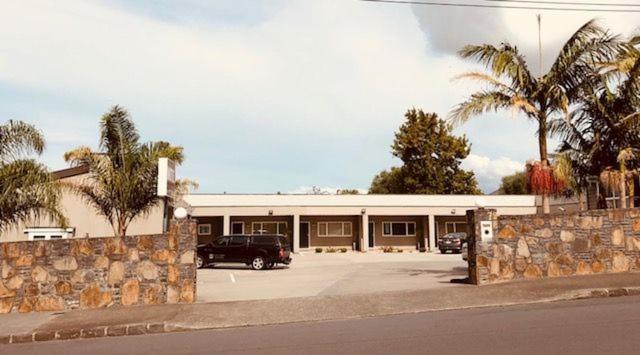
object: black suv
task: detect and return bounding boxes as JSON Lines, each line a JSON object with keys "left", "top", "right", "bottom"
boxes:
{"left": 197, "top": 234, "right": 292, "bottom": 270}
{"left": 439, "top": 232, "right": 467, "bottom": 254}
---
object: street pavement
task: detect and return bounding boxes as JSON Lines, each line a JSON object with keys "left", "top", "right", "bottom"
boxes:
{"left": 197, "top": 251, "right": 468, "bottom": 302}
{"left": 6, "top": 295, "right": 640, "bottom": 355}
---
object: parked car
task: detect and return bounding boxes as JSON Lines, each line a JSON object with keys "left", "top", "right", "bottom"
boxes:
{"left": 439, "top": 232, "right": 466, "bottom": 254}
{"left": 197, "top": 234, "right": 292, "bottom": 270}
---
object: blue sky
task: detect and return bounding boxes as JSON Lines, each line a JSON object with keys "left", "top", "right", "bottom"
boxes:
{"left": 1, "top": 1, "right": 639, "bottom": 193}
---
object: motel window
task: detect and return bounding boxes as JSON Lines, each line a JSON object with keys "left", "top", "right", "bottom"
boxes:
{"left": 252, "top": 222, "right": 287, "bottom": 235}
{"left": 318, "top": 222, "right": 352, "bottom": 237}
{"left": 33, "top": 235, "right": 46, "bottom": 240}
{"left": 445, "top": 222, "right": 466, "bottom": 234}
{"left": 198, "top": 224, "right": 211, "bottom": 236}
{"left": 231, "top": 222, "right": 244, "bottom": 235}
{"left": 382, "top": 222, "right": 416, "bottom": 237}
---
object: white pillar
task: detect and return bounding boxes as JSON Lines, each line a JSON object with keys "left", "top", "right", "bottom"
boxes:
{"left": 223, "top": 215, "right": 231, "bottom": 236}
{"left": 293, "top": 214, "right": 300, "bottom": 253}
{"left": 361, "top": 214, "right": 369, "bottom": 252}
{"left": 428, "top": 215, "right": 436, "bottom": 252}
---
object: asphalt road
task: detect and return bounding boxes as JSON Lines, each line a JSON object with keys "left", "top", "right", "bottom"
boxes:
{"left": 5, "top": 296, "right": 640, "bottom": 355}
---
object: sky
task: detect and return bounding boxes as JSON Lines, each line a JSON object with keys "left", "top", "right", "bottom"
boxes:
{"left": 1, "top": 0, "right": 639, "bottom": 194}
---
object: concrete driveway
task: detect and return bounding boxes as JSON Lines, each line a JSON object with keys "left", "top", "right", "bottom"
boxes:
{"left": 197, "top": 251, "right": 467, "bottom": 302}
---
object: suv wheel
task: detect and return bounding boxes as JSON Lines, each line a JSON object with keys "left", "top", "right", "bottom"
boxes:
{"left": 196, "top": 255, "right": 205, "bottom": 269}
{"left": 251, "top": 256, "right": 266, "bottom": 270}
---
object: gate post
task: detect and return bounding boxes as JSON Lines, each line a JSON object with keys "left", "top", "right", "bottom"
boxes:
{"left": 466, "top": 208, "right": 497, "bottom": 285}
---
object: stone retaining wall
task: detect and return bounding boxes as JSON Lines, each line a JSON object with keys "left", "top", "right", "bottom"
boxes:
{"left": 0, "top": 219, "right": 197, "bottom": 313}
{"left": 467, "top": 208, "right": 640, "bottom": 285}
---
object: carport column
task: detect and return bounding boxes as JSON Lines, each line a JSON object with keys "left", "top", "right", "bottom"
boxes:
{"left": 223, "top": 215, "right": 231, "bottom": 235}
{"left": 361, "top": 213, "right": 369, "bottom": 252}
{"left": 428, "top": 215, "right": 436, "bottom": 252}
{"left": 293, "top": 214, "right": 300, "bottom": 253}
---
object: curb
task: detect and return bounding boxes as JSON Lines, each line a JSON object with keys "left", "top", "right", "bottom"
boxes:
{"left": 3, "top": 286, "right": 640, "bottom": 345}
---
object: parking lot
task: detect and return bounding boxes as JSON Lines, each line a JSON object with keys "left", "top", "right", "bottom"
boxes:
{"left": 197, "top": 251, "right": 468, "bottom": 302}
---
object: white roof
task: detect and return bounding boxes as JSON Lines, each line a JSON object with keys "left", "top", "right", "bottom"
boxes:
{"left": 183, "top": 194, "right": 536, "bottom": 208}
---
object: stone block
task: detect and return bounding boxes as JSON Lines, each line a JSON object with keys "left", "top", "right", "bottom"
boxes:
{"left": 53, "top": 256, "right": 78, "bottom": 271}
{"left": 591, "top": 233, "right": 601, "bottom": 246}
{"left": 535, "top": 228, "right": 553, "bottom": 239}
{"left": 55, "top": 281, "right": 72, "bottom": 296}
{"left": 72, "top": 239, "right": 93, "bottom": 256}
{"left": 497, "top": 225, "right": 517, "bottom": 239}
{"left": 81, "top": 327, "right": 107, "bottom": 338}
{"left": 1, "top": 260, "right": 14, "bottom": 279}
{"left": 633, "top": 219, "right": 640, "bottom": 233}
{"left": 105, "top": 238, "right": 127, "bottom": 256}
{"left": 0, "top": 298, "right": 13, "bottom": 313}
{"left": 121, "top": 279, "right": 139, "bottom": 306}
{"left": 35, "top": 295, "right": 65, "bottom": 312}
{"left": 128, "top": 248, "right": 140, "bottom": 262}
{"left": 137, "top": 260, "right": 159, "bottom": 280}
{"left": 533, "top": 217, "right": 545, "bottom": 227}
{"left": 180, "top": 280, "right": 195, "bottom": 303}
{"left": 94, "top": 256, "right": 109, "bottom": 269}
{"left": 56, "top": 329, "right": 81, "bottom": 340}
{"left": 80, "top": 284, "right": 113, "bottom": 309}
{"left": 107, "top": 261, "right": 125, "bottom": 285}
{"left": 612, "top": 252, "right": 631, "bottom": 273}
{"left": 2, "top": 243, "right": 21, "bottom": 259}
{"left": 560, "top": 230, "right": 575, "bottom": 243}
{"left": 137, "top": 235, "right": 154, "bottom": 251}
{"left": 523, "top": 264, "right": 542, "bottom": 279}
{"left": 167, "top": 265, "right": 179, "bottom": 284}
{"left": 167, "top": 285, "right": 180, "bottom": 304}
{"left": 151, "top": 250, "right": 176, "bottom": 264}
{"left": 142, "top": 284, "right": 163, "bottom": 305}
{"left": 180, "top": 250, "right": 195, "bottom": 264}
{"left": 15, "top": 255, "right": 34, "bottom": 267}
{"left": 547, "top": 262, "right": 562, "bottom": 278}
{"left": 18, "top": 297, "right": 36, "bottom": 313}
{"left": 572, "top": 238, "right": 591, "bottom": 253}
{"left": 31, "top": 265, "right": 52, "bottom": 283}
{"left": 0, "top": 281, "right": 16, "bottom": 298}
{"left": 516, "top": 238, "right": 530, "bottom": 258}
{"left": 592, "top": 260, "right": 606, "bottom": 273}
{"left": 576, "top": 261, "right": 592, "bottom": 275}
{"left": 5, "top": 275, "right": 23, "bottom": 290}
{"left": 34, "top": 331, "right": 57, "bottom": 342}
{"left": 515, "top": 257, "right": 527, "bottom": 272}
{"left": 612, "top": 227, "right": 625, "bottom": 246}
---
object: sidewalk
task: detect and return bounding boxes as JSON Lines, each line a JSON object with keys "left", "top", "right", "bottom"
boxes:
{"left": 2, "top": 272, "right": 640, "bottom": 344}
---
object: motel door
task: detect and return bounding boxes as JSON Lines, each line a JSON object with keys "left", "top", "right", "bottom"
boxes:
{"left": 368, "top": 222, "right": 375, "bottom": 248}
{"left": 300, "top": 222, "right": 310, "bottom": 248}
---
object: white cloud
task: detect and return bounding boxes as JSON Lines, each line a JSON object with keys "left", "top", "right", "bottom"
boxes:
{"left": 462, "top": 154, "right": 524, "bottom": 193}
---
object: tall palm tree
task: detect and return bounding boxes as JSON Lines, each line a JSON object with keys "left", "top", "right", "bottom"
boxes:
{"left": 450, "top": 20, "right": 618, "bottom": 213}
{"left": 64, "top": 106, "right": 184, "bottom": 237}
{"left": 0, "top": 120, "right": 65, "bottom": 232}
{"left": 551, "top": 36, "right": 640, "bottom": 209}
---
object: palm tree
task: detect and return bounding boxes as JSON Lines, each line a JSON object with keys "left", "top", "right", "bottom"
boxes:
{"left": 0, "top": 120, "right": 65, "bottom": 232}
{"left": 64, "top": 106, "right": 184, "bottom": 237}
{"left": 552, "top": 36, "right": 640, "bottom": 209}
{"left": 450, "top": 20, "right": 618, "bottom": 213}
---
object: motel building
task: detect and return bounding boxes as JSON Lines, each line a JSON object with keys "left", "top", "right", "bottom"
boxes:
{"left": 183, "top": 194, "right": 536, "bottom": 252}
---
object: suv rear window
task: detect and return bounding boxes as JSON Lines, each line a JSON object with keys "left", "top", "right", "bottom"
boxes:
{"left": 251, "top": 236, "right": 276, "bottom": 245}
{"left": 229, "top": 236, "right": 248, "bottom": 246}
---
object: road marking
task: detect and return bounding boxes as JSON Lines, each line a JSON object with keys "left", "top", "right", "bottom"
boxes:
{"left": 229, "top": 273, "right": 236, "bottom": 283}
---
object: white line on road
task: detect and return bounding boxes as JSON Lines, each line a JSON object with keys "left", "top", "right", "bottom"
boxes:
{"left": 229, "top": 273, "right": 236, "bottom": 283}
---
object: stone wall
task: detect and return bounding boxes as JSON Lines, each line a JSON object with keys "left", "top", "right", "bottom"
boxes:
{"left": 467, "top": 208, "right": 640, "bottom": 285}
{"left": 0, "top": 219, "right": 197, "bottom": 313}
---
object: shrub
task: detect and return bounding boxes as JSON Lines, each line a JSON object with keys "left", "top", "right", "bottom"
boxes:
{"left": 339, "top": 248, "right": 348, "bottom": 253}
{"left": 397, "top": 249, "right": 404, "bottom": 253}
{"left": 382, "top": 246, "right": 394, "bottom": 253}
{"left": 326, "top": 247, "right": 337, "bottom": 253}
{"left": 315, "top": 247, "right": 323, "bottom": 253}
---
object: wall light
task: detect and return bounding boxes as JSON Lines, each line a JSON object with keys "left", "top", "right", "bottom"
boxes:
{"left": 361, "top": 208, "right": 366, "bottom": 215}
{"left": 450, "top": 209, "right": 456, "bottom": 215}
{"left": 268, "top": 210, "right": 273, "bottom": 216}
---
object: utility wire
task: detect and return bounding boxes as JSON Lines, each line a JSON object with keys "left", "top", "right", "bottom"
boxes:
{"left": 486, "top": 0, "right": 640, "bottom": 7}
{"left": 360, "top": 0, "right": 640, "bottom": 12}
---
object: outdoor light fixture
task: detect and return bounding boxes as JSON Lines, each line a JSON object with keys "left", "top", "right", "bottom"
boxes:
{"left": 451, "top": 209, "right": 456, "bottom": 215}
{"left": 268, "top": 210, "right": 273, "bottom": 216}
{"left": 361, "top": 208, "right": 366, "bottom": 215}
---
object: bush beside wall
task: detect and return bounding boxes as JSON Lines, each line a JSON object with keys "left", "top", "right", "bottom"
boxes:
{"left": 0, "top": 219, "right": 197, "bottom": 313}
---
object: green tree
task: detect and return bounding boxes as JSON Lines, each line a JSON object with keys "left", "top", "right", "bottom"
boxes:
{"left": 552, "top": 36, "right": 640, "bottom": 208}
{"left": 498, "top": 172, "right": 528, "bottom": 195}
{"left": 0, "top": 120, "right": 65, "bottom": 232}
{"left": 369, "top": 109, "right": 481, "bottom": 194}
{"left": 64, "top": 106, "right": 184, "bottom": 237}
{"left": 451, "top": 20, "right": 618, "bottom": 213}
